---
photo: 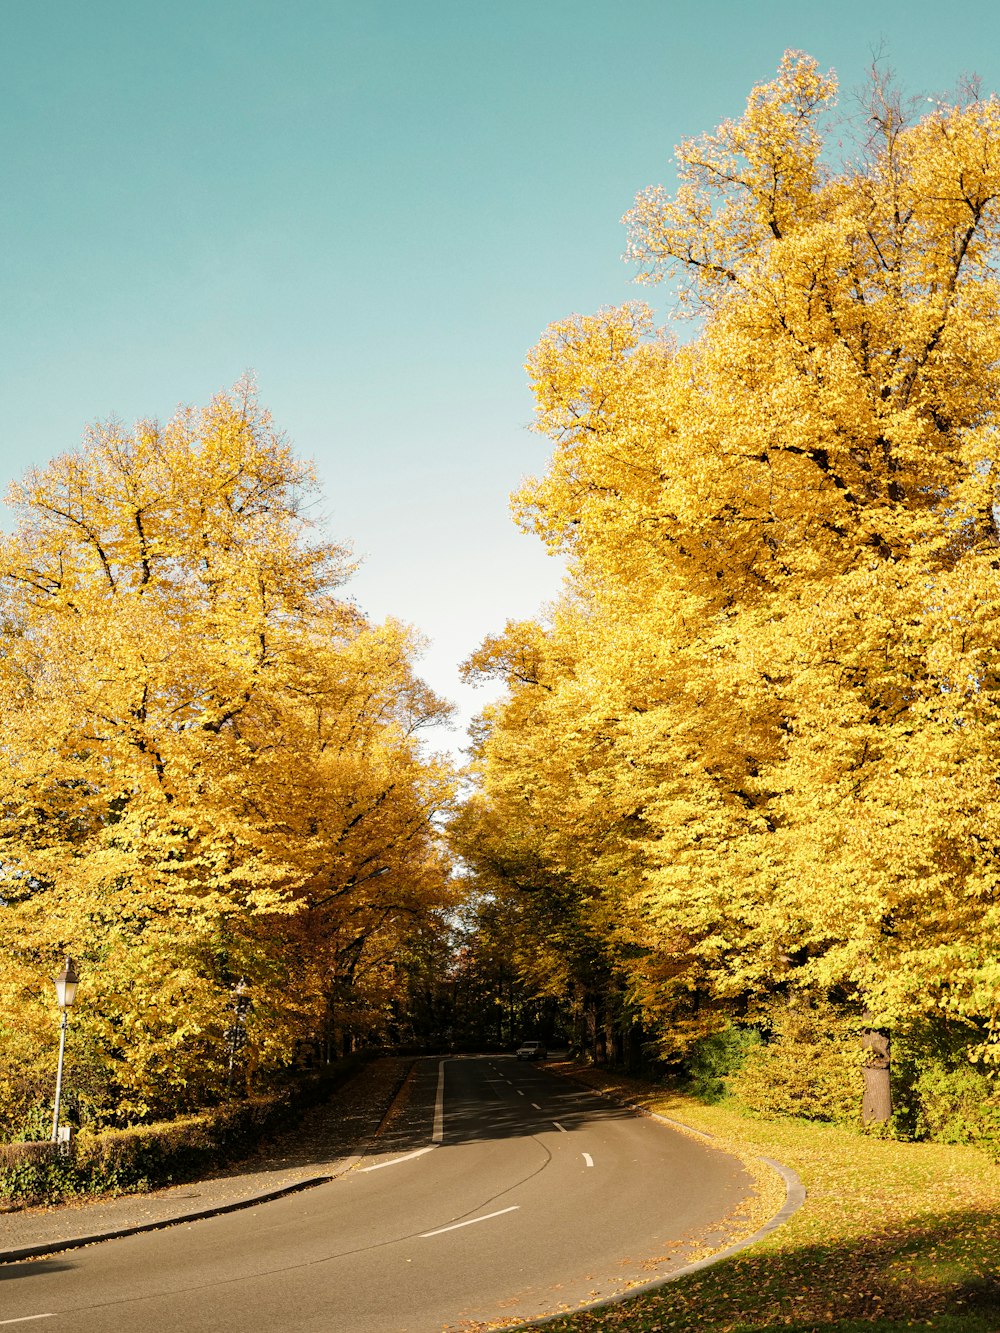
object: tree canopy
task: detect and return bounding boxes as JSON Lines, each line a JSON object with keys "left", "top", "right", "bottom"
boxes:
{"left": 0, "top": 382, "right": 456, "bottom": 1127}
{"left": 456, "top": 54, "right": 1000, "bottom": 1072}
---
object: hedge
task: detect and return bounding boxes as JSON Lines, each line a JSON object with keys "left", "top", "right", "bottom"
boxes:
{"left": 0, "top": 1056, "right": 368, "bottom": 1206}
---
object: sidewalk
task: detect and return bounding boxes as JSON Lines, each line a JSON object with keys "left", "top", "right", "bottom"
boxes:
{"left": 0, "top": 1054, "right": 424, "bottom": 1264}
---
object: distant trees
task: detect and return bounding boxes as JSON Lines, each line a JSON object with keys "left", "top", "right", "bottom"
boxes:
{"left": 457, "top": 54, "right": 1000, "bottom": 1114}
{"left": 0, "top": 381, "right": 456, "bottom": 1131}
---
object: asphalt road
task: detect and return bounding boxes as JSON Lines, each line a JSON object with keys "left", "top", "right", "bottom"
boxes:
{"left": 0, "top": 1057, "right": 754, "bottom": 1332}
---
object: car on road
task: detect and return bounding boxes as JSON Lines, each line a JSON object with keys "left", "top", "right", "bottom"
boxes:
{"left": 516, "top": 1040, "right": 547, "bottom": 1060}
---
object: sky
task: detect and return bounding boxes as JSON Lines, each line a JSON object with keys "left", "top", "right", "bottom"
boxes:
{"left": 4, "top": 0, "right": 1000, "bottom": 758}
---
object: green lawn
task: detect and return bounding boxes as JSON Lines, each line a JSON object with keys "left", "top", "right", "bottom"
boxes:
{"left": 533, "top": 1065, "right": 1000, "bottom": 1333}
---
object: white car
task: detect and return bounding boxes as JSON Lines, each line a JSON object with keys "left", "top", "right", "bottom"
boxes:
{"left": 516, "top": 1041, "right": 547, "bottom": 1061}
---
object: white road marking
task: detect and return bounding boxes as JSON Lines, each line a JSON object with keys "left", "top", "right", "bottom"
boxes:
{"left": 552, "top": 1121, "right": 567, "bottom": 1132}
{"left": 582, "top": 1152, "right": 594, "bottom": 1167}
{"left": 531, "top": 1102, "right": 541, "bottom": 1110}
{"left": 516, "top": 1089, "right": 525, "bottom": 1096}
{"left": 420, "top": 1205, "right": 520, "bottom": 1238}
{"left": 433, "top": 1059, "right": 446, "bottom": 1143}
{"left": 359, "top": 1146, "right": 436, "bottom": 1172}
{"left": 0, "top": 1319, "right": 55, "bottom": 1327}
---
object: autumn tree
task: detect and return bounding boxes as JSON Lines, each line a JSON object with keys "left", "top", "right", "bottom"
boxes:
{"left": 460, "top": 54, "right": 1000, "bottom": 1119}
{"left": 454, "top": 614, "right": 648, "bottom": 1064}
{"left": 0, "top": 382, "right": 456, "bottom": 1130}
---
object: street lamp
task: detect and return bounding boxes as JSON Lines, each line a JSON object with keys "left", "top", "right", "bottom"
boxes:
{"left": 51, "top": 956, "right": 80, "bottom": 1144}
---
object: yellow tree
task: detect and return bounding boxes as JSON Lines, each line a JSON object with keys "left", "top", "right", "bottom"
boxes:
{"left": 0, "top": 382, "right": 456, "bottom": 1128}
{"left": 455, "top": 613, "right": 653, "bottom": 1063}
{"left": 465, "top": 55, "right": 1000, "bottom": 1113}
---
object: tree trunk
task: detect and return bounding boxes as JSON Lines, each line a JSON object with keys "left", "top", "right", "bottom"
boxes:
{"left": 610, "top": 1018, "right": 623, "bottom": 1066}
{"left": 585, "top": 996, "right": 600, "bottom": 1062}
{"left": 572, "top": 988, "right": 585, "bottom": 1056}
{"left": 862, "top": 1025, "right": 892, "bottom": 1123}
{"left": 625, "top": 1020, "right": 643, "bottom": 1074}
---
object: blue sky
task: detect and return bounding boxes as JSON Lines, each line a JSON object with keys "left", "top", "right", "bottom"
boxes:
{"left": 4, "top": 0, "right": 1000, "bottom": 756}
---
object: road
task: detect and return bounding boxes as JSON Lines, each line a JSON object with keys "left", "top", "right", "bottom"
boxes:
{"left": 0, "top": 1057, "right": 755, "bottom": 1331}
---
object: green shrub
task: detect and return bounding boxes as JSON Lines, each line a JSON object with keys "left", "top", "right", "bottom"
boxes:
{"left": 729, "top": 1003, "right": 862, "bottom": 1123}
{"left": 684, "top": 1025, "right": 761, "bottom": 1103}
{"left": 75, "top": 1114, "right": 220, "bottom": 1193}
{"left": 0, "top": 1141, "right": 81, "bottom": 1205}
{"left": 910, "top": 1059, "right": 1000, "bottom": 1155}
{"left": 887, "top": 1019, "right": 1000, "bottom": 1152}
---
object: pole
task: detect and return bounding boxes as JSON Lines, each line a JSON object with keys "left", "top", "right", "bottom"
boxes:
{"left": 51, "top": 1009, "right": 68, "bottom": 1142}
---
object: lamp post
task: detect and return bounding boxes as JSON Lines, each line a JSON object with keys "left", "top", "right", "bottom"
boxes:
{"left": 51, "top": 956, "right": 80, "bottom": 1144}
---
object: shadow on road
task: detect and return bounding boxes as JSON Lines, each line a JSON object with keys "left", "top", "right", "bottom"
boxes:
{"left": 215, "top": 1056, "right": 651, "bottom": 1180}
{"left": 373, "top": 1057, "right": 639, "bottom": 1158}
{"left": 0, "top": 1257, "right": 75, "bottom": 1280}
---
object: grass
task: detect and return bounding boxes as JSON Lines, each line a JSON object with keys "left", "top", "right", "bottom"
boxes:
{"left": 528, "top": 1063, "right": 1000, "bottom": 1333}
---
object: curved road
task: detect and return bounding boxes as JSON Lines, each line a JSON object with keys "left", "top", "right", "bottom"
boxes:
{"left": 0, "top": 1057, "right": 755, "bottom": 1331}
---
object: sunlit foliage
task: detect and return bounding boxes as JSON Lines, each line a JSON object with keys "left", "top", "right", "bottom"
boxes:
{"left": 460, "top": 54, "right": 1000, "bottom": 1074}
{"left": 0, "top": 381, "right": 456, "bottom": 1127}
